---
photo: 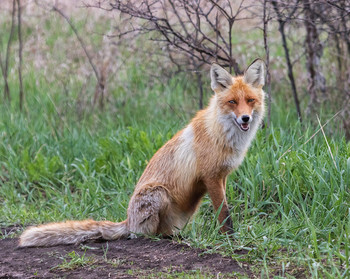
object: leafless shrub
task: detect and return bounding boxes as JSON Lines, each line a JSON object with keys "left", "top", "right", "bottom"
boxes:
{"left": 90, "top": 0, "right": 256, "bottom": 75}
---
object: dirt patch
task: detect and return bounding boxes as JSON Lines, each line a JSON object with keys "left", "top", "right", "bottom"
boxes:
{"left": 0, "top": 234, "right": 251, "bottom": 278}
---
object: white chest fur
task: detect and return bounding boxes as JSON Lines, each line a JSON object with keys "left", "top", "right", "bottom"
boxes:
{"left": 223, "top": 151, "right": 246, "bottom": 171}
{"left": 218, "top": 110, "right": 262, "bottom": 171}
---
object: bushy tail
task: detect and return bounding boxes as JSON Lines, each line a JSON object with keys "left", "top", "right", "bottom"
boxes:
{"left": 19, "top": 219, "right": 129, "bottom": 247}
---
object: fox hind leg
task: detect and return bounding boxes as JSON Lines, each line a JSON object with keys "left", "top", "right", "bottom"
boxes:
{"left": 127, "top": 185, "right": 171, "bottom": 237}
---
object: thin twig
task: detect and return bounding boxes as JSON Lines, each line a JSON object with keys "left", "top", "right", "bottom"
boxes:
{"left": 52, "top": 5, "right": 105, "bottom": 109}
{"left": 52, "top": 6, "right": 100, "bottom": 83}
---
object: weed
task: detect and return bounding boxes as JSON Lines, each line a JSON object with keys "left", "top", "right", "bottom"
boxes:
{"left": 52, "top": 251, "right": 96, "bottom": 271}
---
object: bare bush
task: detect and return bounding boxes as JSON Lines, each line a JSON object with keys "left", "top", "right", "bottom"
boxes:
{"left": 91, "top": 0, "right": 256, "bottom": 75}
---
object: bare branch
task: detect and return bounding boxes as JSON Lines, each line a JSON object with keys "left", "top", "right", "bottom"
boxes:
{"left": 52, "top": 5, "right": 100, "bottom": 83}
{"left": 51, "top": 5, "right": 106, "bottom": 109}
{"left": 105, "top": 0, "right": 243, "bottom": 74}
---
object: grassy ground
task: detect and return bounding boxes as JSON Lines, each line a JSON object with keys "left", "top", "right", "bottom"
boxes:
{"left": 1, "top": 4, "right": 350, "bottom": 278}
{"left": 1, "top": 63, "right": 349, "bottom": 277}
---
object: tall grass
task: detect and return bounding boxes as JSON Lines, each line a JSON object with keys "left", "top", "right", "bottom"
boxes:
{"left": 1, "top": 61, "right": 349, "bottom": 277}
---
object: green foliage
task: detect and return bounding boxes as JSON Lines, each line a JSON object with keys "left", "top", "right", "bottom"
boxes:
{"left": 20, "top": 148, "right": 64, "bottom": 182}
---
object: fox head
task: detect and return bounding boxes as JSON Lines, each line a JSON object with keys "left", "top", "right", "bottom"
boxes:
{"left": 210, "top": 59, "right": 265, "bottom": 132}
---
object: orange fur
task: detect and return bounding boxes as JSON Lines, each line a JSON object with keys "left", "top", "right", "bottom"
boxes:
{"left": 19, "top": 59, "right": 266, "bottom": 247}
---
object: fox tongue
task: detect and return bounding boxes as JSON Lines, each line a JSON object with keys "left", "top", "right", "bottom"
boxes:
{"left": 240, "top": 123, "right": 249, "bottom": 131}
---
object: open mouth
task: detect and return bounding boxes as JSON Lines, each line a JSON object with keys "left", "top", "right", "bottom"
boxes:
{"left": 234, "top": 119, "right": 250, "bottom": 132}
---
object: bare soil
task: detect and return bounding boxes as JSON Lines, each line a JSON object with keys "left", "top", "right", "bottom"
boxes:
{"left": 0, "top": 226, "right": 251, "bottom": 278}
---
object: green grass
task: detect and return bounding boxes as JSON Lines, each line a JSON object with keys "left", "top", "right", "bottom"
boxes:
{"left": 1, "top": 9, "right": 349, "bottom": 278}
{"left": 129, "top": 269, "right": 247, "bottom": 279}
{"left": 1, "top": 63, "right": 349, "bottom": 277}
{"left": 52, "top": 250, "right": 96, "bottom": 271}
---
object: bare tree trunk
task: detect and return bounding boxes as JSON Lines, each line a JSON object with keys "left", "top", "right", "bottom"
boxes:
{"left": 228, "top": 19, "right": 233, "bottom": 75}
{"left": 280, "top": 25, "right": 302, "bottom": 122}
{"left": 303, "top": 0, "right": 325, "bottom": 114}
{"left": 93, "top": 63, "right": 107, "bottom": 109}
{"left": 334, "top": 34, "right": 342, "bottom": 72}
{"left": 0, "top": 0, "right": 16, "bottom": 103}
{"left": 272, "top": 1, "right": 302, "bottom": 122}
{"left": 263, "top": 0, "right": 271, "bottom": 127}
{"left": 17, "top": 0, "right": 24, "bottom": 111}
{"left": 338, "top": 0, "right": 350, "bottom": 57}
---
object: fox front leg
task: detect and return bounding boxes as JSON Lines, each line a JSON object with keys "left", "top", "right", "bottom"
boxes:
{"left": 204, "top": 177, "right": 234, "bottom": 234}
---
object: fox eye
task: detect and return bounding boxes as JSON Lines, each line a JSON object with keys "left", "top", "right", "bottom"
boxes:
{"left": 247, "top": 99, "right": 255, "bottom": 103}
{"left": 228, "top": 100, "right": 237, "bottom": 104}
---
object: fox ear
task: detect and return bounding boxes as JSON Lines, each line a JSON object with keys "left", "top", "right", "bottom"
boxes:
{"left": 244, "top": 59, "right": 265, "bottom": 88}
{"left": 210, "top": 63, "right": 233, "bottom": 92}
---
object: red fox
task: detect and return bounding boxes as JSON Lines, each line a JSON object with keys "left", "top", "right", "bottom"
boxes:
{"left": 19, "top": 59, "right": 265, "bottom": 247}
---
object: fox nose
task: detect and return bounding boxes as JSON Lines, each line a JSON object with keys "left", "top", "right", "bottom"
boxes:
{"left": 241, "top": 115, "right": 250, "bottom": 123}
